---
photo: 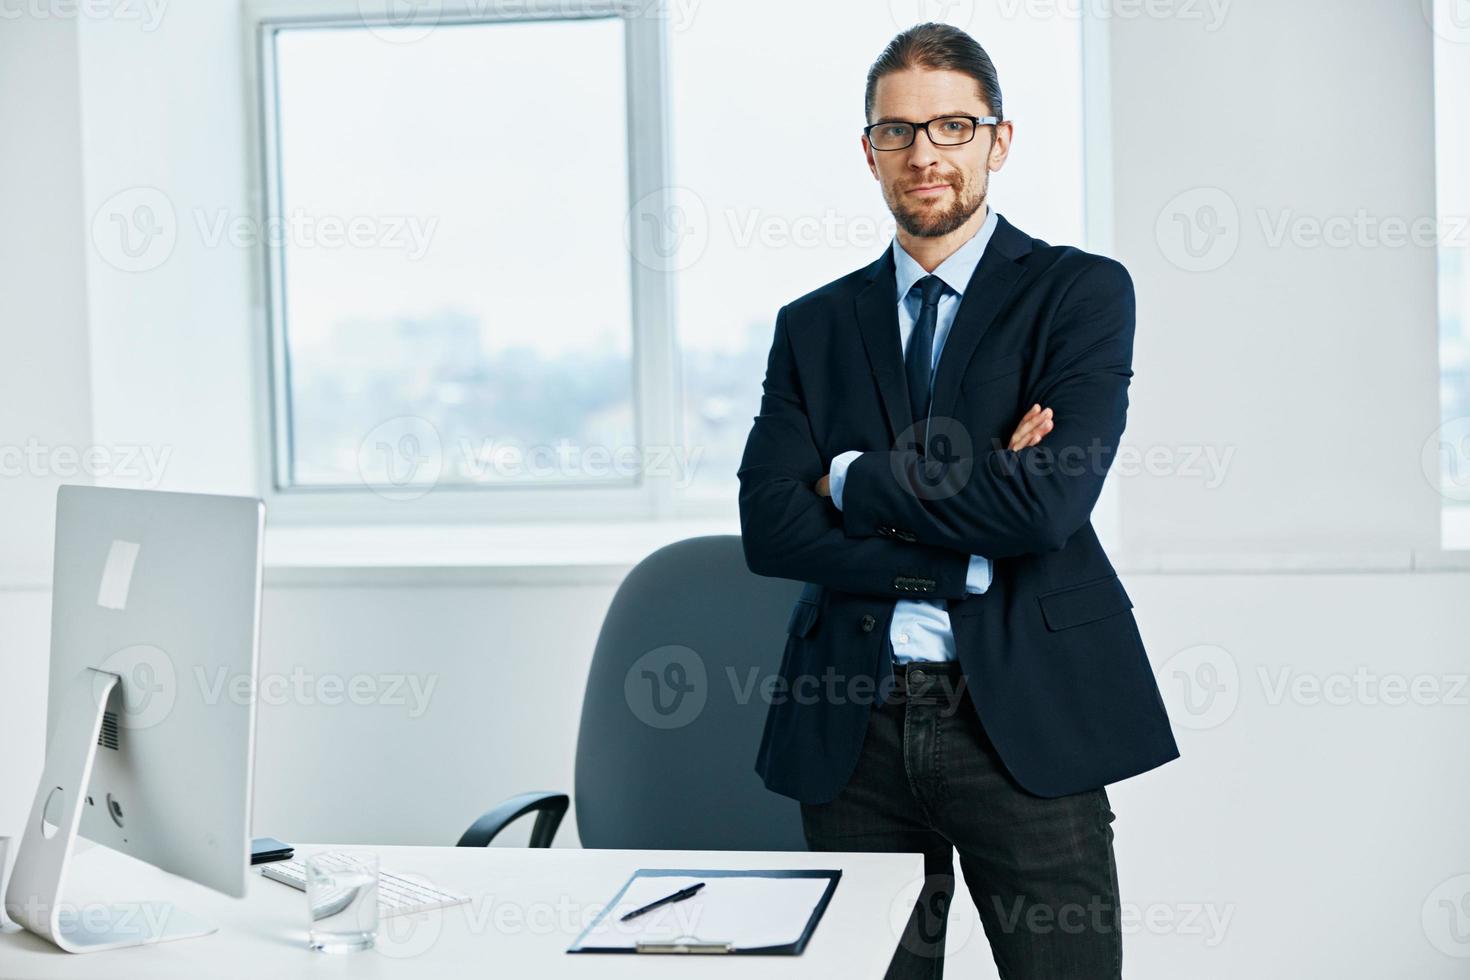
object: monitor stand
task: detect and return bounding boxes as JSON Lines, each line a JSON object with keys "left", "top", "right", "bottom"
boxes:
{"left": 3, "top": 668, "right": 216, "bottom": 953}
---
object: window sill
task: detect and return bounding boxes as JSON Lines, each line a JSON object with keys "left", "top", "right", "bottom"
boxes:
{"left": 262, "top": 518, "right": 742, "bottom": 586}
{"left": 1112, "top": 548, "right": 1470, "bottom": 574}
{"left": 7, "top": 538, "right": 1470, "bottom": 593}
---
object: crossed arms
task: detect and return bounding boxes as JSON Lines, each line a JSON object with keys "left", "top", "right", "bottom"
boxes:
{"left": 737, "top": 257, "right": 1135, "bottom": 600}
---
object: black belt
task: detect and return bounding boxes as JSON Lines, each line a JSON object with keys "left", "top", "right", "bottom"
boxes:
{"left": 889, "top": 659, "right": 965, "bottom": 687}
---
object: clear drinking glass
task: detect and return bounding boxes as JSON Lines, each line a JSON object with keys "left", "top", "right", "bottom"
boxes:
{"left": 306, "top": 851, "right": 378, "bottom": 952}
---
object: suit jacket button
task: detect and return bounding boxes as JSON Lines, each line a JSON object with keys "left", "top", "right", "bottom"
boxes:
{"left": 860, "top": 614, "right": 876, "bottom": 632}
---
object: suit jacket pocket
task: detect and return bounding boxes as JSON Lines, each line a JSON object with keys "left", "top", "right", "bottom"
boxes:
{"left": 1037, "top": 574, "right": 1133, "bottom": 631}
{"left": 786, "top": 592, "right": 822, "bottom": 638}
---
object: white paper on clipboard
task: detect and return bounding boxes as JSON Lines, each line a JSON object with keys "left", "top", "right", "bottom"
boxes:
{"left": 578, "top": 874, "right": 834, "bottom": 951}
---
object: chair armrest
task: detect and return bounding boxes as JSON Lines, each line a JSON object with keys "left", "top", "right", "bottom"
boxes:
{"left": 456, "top": 791, "right": 569, "bottom": 848}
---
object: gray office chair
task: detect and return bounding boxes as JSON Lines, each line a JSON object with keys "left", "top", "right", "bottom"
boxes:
{"left": 457, "top": 535, "right": 806, "bottom": 851}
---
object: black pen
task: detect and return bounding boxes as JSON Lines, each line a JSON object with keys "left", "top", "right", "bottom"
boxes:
{"left": 620, "top": 882, "right": 706, "bottom": 922}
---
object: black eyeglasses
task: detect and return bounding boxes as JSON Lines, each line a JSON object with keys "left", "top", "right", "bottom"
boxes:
{"left": 863, "top": 114, "right": 1000, "bottom": 151}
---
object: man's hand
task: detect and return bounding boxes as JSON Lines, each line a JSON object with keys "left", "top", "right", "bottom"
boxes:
{"left": 1008, "top": 404, "right": 1054, "bottom": 451}
{"left": 814, "top": 405, "right": 1053, "bottom": 496}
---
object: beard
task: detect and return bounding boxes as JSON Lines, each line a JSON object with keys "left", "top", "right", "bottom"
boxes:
{"left": 885, "top": 165, "right": 988, "bottom": 238}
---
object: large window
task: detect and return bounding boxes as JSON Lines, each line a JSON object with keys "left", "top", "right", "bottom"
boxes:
{"left": 257, "top": 3, "right": 1086, "bottom": 520}
{"left": 262, "top": 13, "right": 642, "bottom": 508}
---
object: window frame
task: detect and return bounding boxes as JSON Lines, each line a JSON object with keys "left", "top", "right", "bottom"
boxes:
{"left": 246, "top": 0, "right": 694, "bottom": 525}
{"left": 1431, "top": 0, "right": 1470, "bottom": 550}
{"left": 245, "top": 1, "right": 1107, "bottom": 534}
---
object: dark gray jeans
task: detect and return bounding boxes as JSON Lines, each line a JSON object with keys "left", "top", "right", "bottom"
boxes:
{"left": 800, "top": 660, "right": 1121, "bottom": 980}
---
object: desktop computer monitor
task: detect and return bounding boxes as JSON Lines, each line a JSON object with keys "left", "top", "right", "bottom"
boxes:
{"left": 3, "top": 485, "right": 264, "bottom": 953}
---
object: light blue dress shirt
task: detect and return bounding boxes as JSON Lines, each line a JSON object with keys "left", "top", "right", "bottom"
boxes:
{"left": 829, "top": 204, "right": 999, "bottom": 663}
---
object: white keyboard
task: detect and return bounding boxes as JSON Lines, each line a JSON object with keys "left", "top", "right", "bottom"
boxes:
{"left": 261, "top": 852, "right": 470, "bottom": 917}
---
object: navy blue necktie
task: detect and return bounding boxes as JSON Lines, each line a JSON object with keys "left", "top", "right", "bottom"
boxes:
{"left": 905, "top": 275, "right": 946, "bottom": 445}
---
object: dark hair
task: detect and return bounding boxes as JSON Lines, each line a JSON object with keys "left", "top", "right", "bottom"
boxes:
{"left": 864, "top": 22, "right": 1003, "bottom": 124}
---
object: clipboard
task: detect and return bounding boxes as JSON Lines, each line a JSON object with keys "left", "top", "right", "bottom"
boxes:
{"left": 567, "top": 868, "right": 842, "bottom": 956}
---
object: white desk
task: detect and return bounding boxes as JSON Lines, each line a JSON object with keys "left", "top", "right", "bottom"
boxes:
{"left": 0, "top": 843, "right": 920, "bottom": 979}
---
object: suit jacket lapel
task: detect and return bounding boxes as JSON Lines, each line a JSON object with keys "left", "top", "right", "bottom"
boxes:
{"left": 853, "top": 249, "right": 911, "bottom": 445}
{"left": 851, "top": 214, "right": 1035, "bottom": 448}
{"left": 928, "top": 214, "right": 1033, "bottom": 427}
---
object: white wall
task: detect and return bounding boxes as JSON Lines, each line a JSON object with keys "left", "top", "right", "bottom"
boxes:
{"left": 1110, "top": 0, "right": 1444, "bottom": 559}
{"left": 0, "top": 12, "right": 94, "bottom": 830}
{"left": 76, "top": 0, "right": 259, "bottom": 497}
{"left": 0, "top": 14, "right": 92, "bottom": 587}
{"left": 248, "top": 573, "right": 617, "bottom": 848}
{"left": 3, "top": 2, "right": 1469, "bottom": 978}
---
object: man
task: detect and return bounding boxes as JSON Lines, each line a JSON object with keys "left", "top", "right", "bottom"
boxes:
{"left": 737, "top": 22, "right": 1180, "bottom": 980}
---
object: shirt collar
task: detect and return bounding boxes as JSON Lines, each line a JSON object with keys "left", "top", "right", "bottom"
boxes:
{"left": 892, "top": 203, "right": 999, "bottom": 303}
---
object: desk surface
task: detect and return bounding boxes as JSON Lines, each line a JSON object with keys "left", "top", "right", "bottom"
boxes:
{"left": 0, "top": 843, "right": 920, "bottom": 980}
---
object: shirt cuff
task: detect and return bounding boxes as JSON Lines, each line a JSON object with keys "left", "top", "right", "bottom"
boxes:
{"left": 964, "top": 555, "right": 992, "bottom": 594}
{"left": 828, "top": 450, "right": 863, "bottom": 511}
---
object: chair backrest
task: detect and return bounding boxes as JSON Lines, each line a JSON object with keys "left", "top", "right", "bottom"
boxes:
{"left": 574, "top": 535, "right": 806, "bottom": 850}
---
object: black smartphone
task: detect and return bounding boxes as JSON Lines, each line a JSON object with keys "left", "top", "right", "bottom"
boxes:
{"left": 250, "top": 836, "right": 294, "bottom": 866}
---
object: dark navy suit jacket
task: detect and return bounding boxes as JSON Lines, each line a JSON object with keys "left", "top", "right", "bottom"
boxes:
{"left": 738, "top": 213, "right": 1179, "bottom": 804}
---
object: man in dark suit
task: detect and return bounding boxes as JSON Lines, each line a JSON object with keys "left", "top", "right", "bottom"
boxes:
{"left": 737, "top": 22, "right": 1179, "bottom": 980}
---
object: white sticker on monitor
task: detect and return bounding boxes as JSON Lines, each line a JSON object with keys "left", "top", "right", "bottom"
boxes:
{"left": 97, "top": 539, "right": 141, "bottom": 610}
